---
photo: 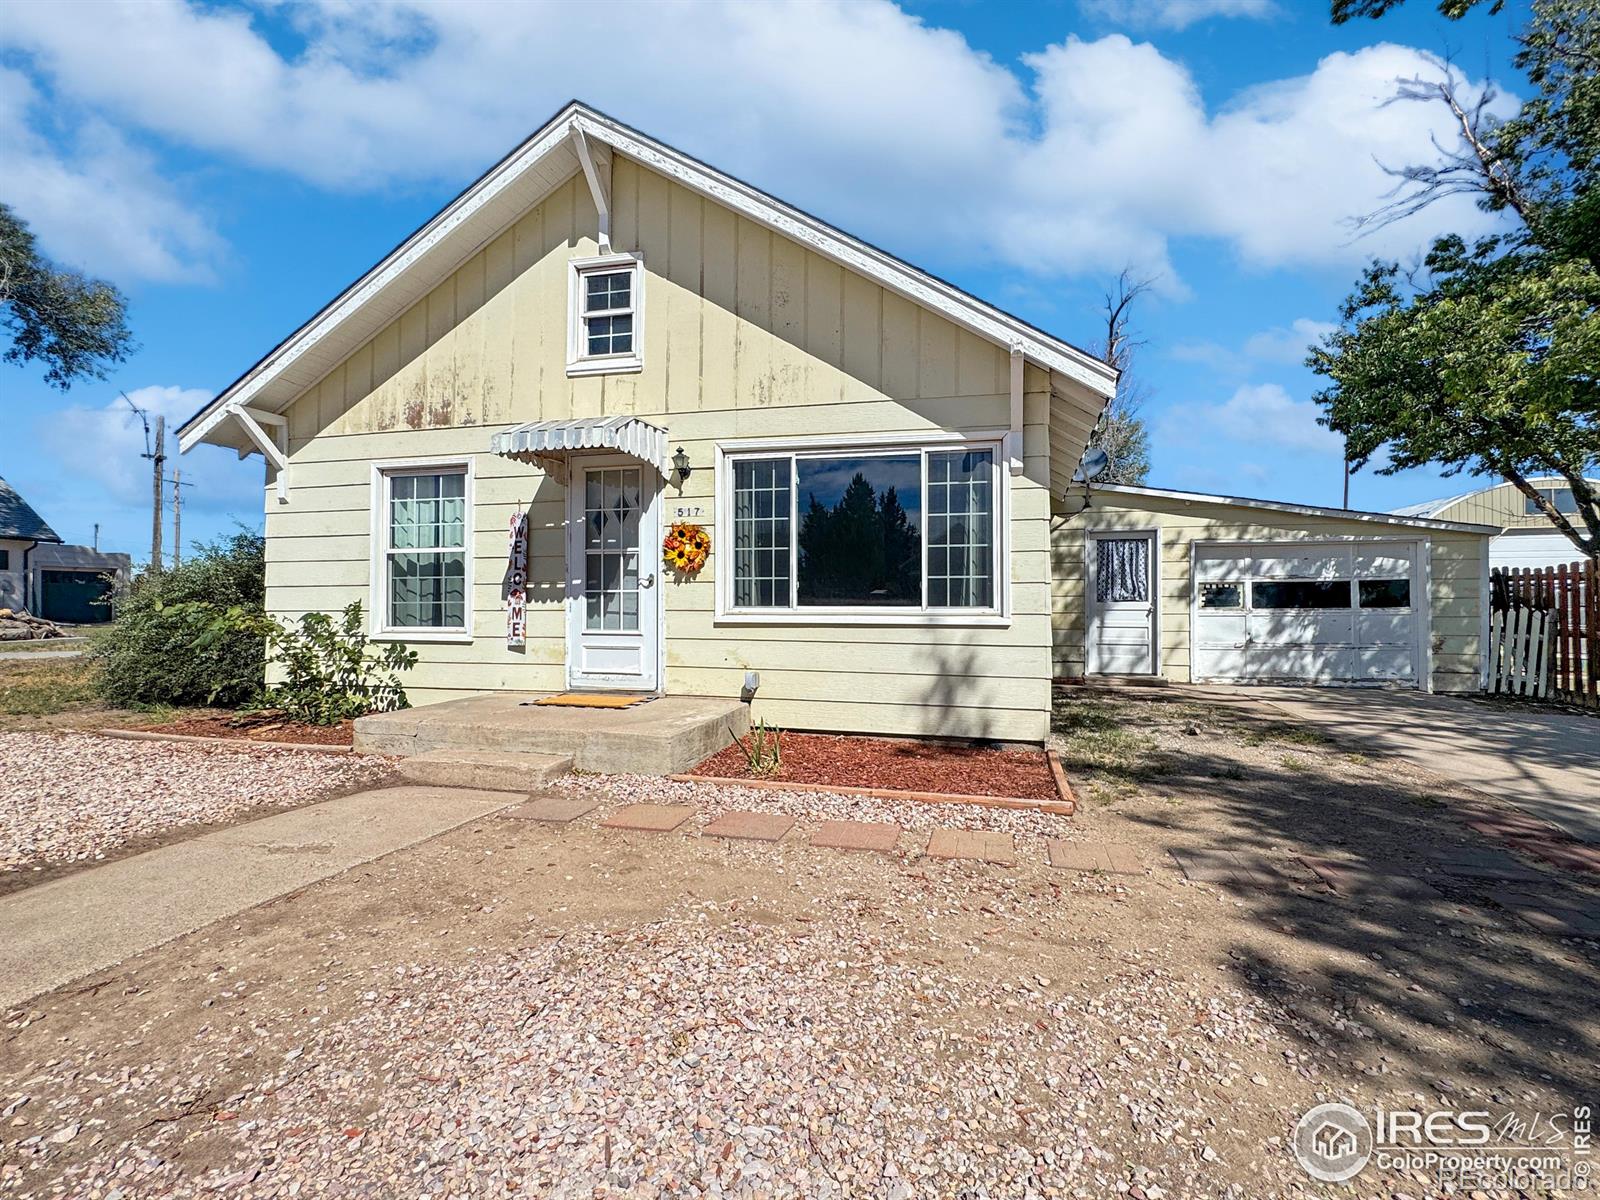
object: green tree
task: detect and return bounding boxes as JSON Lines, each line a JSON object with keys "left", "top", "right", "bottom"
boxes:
{"left": 1310, "top": 0, "right": 1599, "bottom": 558}
{"left": 0, "top": 203, "right": 134, "bottom": 389}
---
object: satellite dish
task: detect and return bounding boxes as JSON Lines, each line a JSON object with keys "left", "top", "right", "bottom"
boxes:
{"left": 1074, "top": 447, "right": 1109, "bottom": 484}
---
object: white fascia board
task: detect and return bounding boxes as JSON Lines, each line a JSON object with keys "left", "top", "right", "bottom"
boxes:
{"left": 1085, "top": 483, "right": 1500, "bottom": 535}
{"left": 576, "top": 111, "right": 1116, "bottom": 398}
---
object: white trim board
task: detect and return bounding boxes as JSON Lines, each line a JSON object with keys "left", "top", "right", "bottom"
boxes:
{"left": 180, "top": 101, "right": 1115, "bottom": 454}
{"left": 367, "top": 456, "right": 476, "bottom": 645}
{"left": 1078, "top": 483, "right": 1498, "bottom": 536}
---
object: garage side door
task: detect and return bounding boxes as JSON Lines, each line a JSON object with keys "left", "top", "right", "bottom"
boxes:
{"left": 1192, "top": 542, "right": 1420, "bottom": 686}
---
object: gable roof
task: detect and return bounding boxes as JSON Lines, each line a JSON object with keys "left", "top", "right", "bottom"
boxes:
{"left": 0, "top": 476, "right": 62, "bottom": 543}
{"left": 180, "top": 101, "right": 1116, "bottom": 453}
{"left": 1080, "top": 482, "right": 1498, "bottom": 535}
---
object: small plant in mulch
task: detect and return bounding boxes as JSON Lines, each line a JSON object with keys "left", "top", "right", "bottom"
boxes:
{"left": 730, "top": 719, "right": 782, "bottom": 776}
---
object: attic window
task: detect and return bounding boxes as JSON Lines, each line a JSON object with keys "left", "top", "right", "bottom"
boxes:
{"left": 568, "top": 254, "right": 644, "bottom": 376}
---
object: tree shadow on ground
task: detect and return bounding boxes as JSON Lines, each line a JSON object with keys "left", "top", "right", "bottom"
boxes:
{"left": 1058, "top": 687, "right": 1599, "bottom": 1111}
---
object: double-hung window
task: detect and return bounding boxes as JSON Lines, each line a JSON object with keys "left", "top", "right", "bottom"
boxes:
{"left": 375, "top": 463, "right": 471, "bottom": 638}
{"left": 721, "top": 440, "right": 1004, "bottom": 620}
{"left": 568, "top": 254, "right": 643, "bottom": 375}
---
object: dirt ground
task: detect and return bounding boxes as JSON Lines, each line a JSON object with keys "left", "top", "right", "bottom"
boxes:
{"left": 1, "top": 688, "right": 1595, "bottom": 1198}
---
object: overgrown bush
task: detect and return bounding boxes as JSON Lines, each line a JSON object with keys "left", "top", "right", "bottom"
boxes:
{"left": 239, "top": 603, "right": 417, "bottom": 724}
{"left": 91, "top": 532, "right": 266, "bottom": 708}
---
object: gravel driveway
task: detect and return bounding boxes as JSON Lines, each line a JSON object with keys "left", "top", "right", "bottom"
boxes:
{"left": 0, "top": 733, "right": 394, "bottom": 881}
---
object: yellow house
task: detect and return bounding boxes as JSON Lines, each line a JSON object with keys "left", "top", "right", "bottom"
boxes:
{"left": 178, "top": 102, "right": 1118, "bottom": 746}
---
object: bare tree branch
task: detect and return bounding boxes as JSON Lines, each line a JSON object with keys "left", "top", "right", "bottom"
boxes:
{"left": 1350, "top": 59, "right": 1533, "bottom": 239}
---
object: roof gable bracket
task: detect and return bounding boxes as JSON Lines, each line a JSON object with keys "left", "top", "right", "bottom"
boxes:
{"left": 571, "top": 128, "right": 612, "bottom": 252}
{"left": 231, "top": 405, "right": 290, "bottom": 504}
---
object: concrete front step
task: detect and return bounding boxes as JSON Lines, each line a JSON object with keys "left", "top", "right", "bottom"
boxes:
{"left": 395, "top": 748, "right": 574, "bottom": 793}
{"left": 357, "top": 693, "right": 748, "bottom": 776}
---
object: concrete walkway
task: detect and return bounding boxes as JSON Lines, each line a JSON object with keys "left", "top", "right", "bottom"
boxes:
{"left": 0, "top": 785, "right": 513, "bottom": 1010}
{"left": 1197, "top": 686, "right": 1600, "bottom": 845}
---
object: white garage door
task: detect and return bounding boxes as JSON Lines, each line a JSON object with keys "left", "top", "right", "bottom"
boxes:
{"left": 1192, "top": 541, "right": 1421, "bottom": 686}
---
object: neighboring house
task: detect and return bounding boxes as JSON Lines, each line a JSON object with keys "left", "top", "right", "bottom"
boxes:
{"left": 0, "top": 476, "right": 130, "bottom": 621}
{"left": 1052, "top": 484, "right": 1496, "bottom": 693}
{"left": 177, "top": 102, "right": 1118, "bottom": 744}
{"left": 1392, "top": 477, "right": 1598, "bottom": 570}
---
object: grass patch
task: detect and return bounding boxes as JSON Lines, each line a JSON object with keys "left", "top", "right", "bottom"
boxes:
{"left": 1280, "top": 754, "right": 1312, "bottom": 773}
{"left": 1210, "top": 763, "right": 1247, "bottom": 781}
{"left": 1242, "top": 721, "right": 1330, "bottom": 748}
{"left": 0, "top": 656, "right": 102, "bottom": 716}
{"left": 1052, "top": 700, "right": 1165, "bottom": 784}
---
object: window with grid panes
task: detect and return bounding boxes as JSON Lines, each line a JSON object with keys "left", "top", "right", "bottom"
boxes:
{"left": 382, "top": 469, "right": 467, "bottom": 630}
{"left": 723, "top": 442, "right": 1001, "bottom": 616}
{"left": 570, "top": 256, "right": 642, "bottom": 371}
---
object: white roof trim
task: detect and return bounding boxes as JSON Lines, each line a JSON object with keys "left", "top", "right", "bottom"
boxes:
{"left": 181, "top": 101, "right": 1114, "bottom": 453}
{"left": 490, "top": 415, "right": 671, "bottom": 476}
{"left": 1080, "top": 482, "right": 1499, "bottom": 535}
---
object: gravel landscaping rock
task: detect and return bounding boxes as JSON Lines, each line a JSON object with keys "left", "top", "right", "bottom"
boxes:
{"left": 0, "top": 732, "right": 394, "bottom": 876}
{"left": 4, "top": 853, "right": 1304, "bottom": 1200}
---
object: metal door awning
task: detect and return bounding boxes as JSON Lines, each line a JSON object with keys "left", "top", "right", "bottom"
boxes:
{"left": 490, "top": 416, "right": 671, "bottom": 477}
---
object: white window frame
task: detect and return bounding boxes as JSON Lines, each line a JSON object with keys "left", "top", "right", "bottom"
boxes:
{"left": 368, "top": 456, "right": 475, "bottom": 643}
{"left": 713, "top": 431, "right": 1011, "bottom": 627}
{"left": 567, "top": 253, "right": 644, "bottom": 377}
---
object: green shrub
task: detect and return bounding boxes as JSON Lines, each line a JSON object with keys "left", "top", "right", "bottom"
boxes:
{"left": 255, "top": 603, "right": 417, "bottom": 724}
{"left": 91, "top": 532, "right": 266, "bottom": 708}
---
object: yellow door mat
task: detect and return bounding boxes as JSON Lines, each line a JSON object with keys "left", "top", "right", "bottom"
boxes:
{"left": 529, "top": 693, "right": 653, "bottom": 709}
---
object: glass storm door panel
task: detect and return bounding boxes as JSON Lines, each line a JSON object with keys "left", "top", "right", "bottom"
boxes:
{"left": 1089, "top": 533, "right": 1157, "bottom": 675}
{"left": 566, "top": 459, "right": 660, "bottom": 690}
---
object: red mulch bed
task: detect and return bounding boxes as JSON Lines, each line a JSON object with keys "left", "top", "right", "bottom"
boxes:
{"left": 140, "top": 711, "right": 355, "bottom": 747}
{"left": 690, "top": 732, "right": 1058, "bottom": 800}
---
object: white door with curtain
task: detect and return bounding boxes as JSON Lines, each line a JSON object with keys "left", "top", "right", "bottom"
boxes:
{"left": 565, "top": 456, "right": 661, "bottom": 691}
{"left": 1088, "top": 531, "right": 1157, "bottom": 675}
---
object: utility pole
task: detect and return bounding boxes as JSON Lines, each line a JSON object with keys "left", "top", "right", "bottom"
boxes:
{"left": 151, "top": 414, "right": 166, "bottom": 572}
{"left": 170, "top": 469, "right": 194, "bottom": 566}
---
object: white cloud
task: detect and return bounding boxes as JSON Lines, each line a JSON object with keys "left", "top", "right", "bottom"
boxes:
{"left": 1078, "top": 0, "right": 1277, "bottom": 30}
{"left": 38, "top": 386, "right": 263, "bottom": 521}
{"left": 1169, "top": 316, "right": 1339, "bottom": 373}
{"left": 1242, "top": 318, "right": 1339, "bottom": 364}
{"left": 0, "top": 68, "right": 223, "bottom": 284}
{"left": 1173, "top": 383, "right": 1342, "bottom": 454}
{"left": 0, "top": 2, "right": 1513, "bottom": 288}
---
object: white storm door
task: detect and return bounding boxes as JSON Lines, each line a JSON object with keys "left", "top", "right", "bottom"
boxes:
{"left": 1088, "top": 532, "right": 1157, "bottom": 675}
{"left": 566, "top": 458, "right": 661, "bottom": 691}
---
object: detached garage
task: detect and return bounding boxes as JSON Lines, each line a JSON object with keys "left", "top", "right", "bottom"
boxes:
{"left": 1052, "top": 484, "right": 1497, "bottom": 693}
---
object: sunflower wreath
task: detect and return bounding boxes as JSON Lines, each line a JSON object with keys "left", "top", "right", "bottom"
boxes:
{"left": 663, "top": 521, "right": 711, "bottom": 575}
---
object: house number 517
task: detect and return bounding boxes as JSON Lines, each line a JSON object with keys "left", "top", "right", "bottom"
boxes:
{"left": 674, "top": 505, "right": 704, "bottom": 518}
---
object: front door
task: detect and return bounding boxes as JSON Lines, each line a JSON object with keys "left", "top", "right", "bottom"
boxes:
{"left": 566, "top": 457, "right": 661, "bottom": 691}
{"left": 1088, "top": 532, "right": 1157, "bottom": 675}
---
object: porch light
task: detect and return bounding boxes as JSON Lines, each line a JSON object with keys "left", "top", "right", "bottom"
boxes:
{"left": 671, "top": 446, "right": 692, "bottom": 485}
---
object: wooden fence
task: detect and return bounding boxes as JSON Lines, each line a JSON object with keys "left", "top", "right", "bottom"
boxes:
{"left": 1490, "top": 560, "right": 1598, "bottom": 707}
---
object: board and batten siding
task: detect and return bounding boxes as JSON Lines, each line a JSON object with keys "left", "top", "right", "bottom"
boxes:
{"left": 1050, "top": 491, "right": 1487, "bottom": 693}
{"left": 264, "top": 158, "right": 1057, "bottom": 742}
{"left": 1427, "top": 477, "right": 1598, "bottom": 531}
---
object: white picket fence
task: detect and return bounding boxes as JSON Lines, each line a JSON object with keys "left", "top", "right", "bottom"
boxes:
{"left": 1489, "top": 605, "right": 1556, "bottom": 697}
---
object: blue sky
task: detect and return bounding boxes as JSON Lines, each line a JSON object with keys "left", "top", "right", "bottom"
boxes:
{"left": 0, "top": 0, "right": 1527, "bottom": 564}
